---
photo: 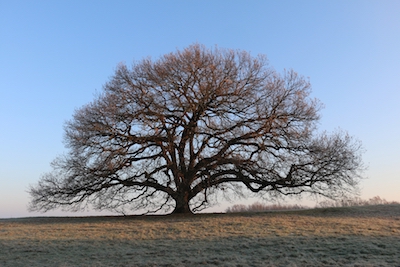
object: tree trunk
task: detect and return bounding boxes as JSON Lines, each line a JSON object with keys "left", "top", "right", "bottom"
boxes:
{"left": 172, "top": 191, "right": 193, "bottom": 214}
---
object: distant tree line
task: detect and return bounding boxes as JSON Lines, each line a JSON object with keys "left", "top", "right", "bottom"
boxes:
{"left": 226, "top": 202, "right": 307, "bottom": 213}
{"left": 226, "top": 196, "right": 399, "bottom": 213}
{"left": 316, "top": 196, "right": 399, "bottom": 208}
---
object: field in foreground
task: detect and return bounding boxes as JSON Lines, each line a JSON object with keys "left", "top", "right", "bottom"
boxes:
{"left": 1, "top": 205, "right": 400, "bottom": 267}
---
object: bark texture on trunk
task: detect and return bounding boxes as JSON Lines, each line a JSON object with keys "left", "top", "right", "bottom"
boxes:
{"left": 172, "top": 191, "right": 193, "bottom": 214}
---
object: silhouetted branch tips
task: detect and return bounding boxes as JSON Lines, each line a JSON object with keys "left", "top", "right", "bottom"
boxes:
{"left": 29, "top": 43, "right": 365, "bottom": 214}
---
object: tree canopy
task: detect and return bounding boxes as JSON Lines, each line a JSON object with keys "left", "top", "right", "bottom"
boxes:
{"left": 29, "top": 44, "right": 364, "bottom": 214}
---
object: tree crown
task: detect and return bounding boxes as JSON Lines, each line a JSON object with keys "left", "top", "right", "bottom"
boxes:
{"left": 29, "top": 44, "right": 364, "bottom": 214}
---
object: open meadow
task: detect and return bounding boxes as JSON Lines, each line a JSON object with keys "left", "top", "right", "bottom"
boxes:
{"left": 1, "top": 204, "right": 400, "bottom": 267}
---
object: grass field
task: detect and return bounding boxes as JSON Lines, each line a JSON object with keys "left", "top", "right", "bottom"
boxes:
{"left": 1, "top": 204, "right": 400, "bottom": 267}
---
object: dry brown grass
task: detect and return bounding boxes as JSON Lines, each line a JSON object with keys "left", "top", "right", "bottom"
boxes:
{"left": 1, "top": 204, "right": 400, "bottom": 266}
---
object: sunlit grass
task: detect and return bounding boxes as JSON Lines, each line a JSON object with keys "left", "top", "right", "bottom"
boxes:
{"left": 1, "top": 204, "right": 399, "bottom": 266}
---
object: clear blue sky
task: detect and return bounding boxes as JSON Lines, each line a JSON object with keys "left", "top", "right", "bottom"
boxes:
{"left": 1, "top": 1, "right": 399, "bottom": 218}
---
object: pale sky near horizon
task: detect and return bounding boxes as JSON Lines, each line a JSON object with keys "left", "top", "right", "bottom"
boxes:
{"left": 1, "top": 1, "right": 399, "bottom": 218}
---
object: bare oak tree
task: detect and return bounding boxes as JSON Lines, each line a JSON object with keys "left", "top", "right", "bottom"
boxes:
{"left": 29, "top": 44, "right": 364, "bottom": 214}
